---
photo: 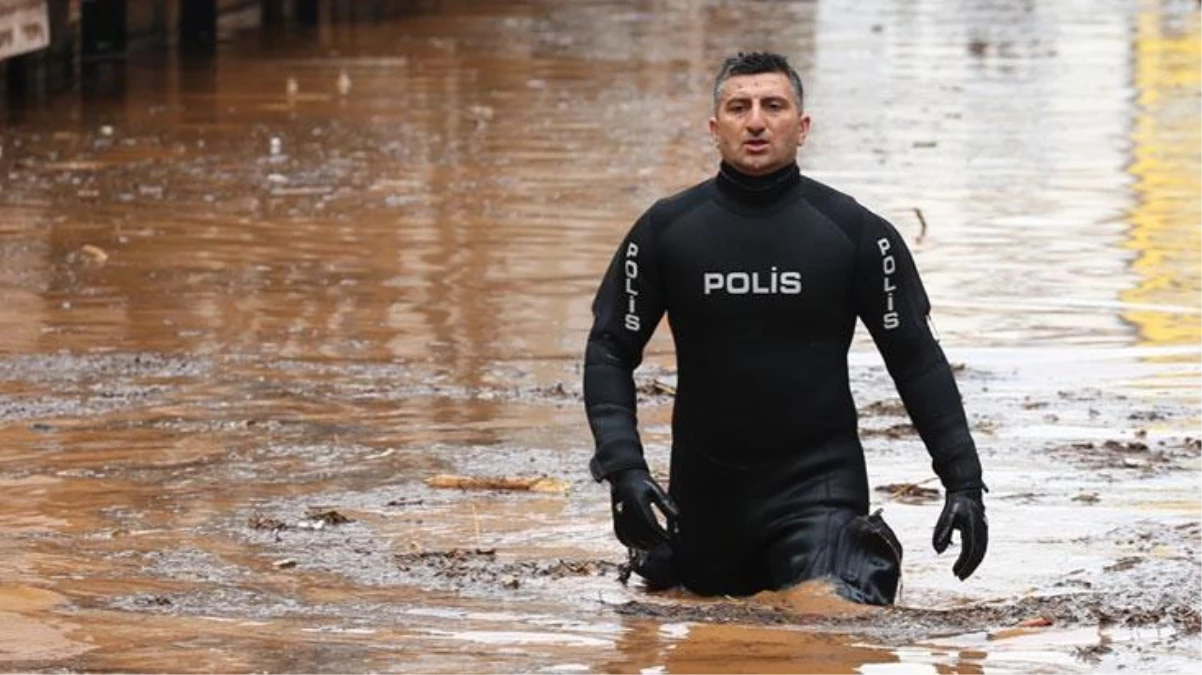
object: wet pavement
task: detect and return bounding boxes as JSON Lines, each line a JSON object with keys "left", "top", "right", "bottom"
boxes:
{"left": 0, "top": 0, "right": 1200, "bottom": 672}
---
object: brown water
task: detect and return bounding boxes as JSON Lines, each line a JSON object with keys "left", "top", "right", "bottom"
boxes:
{"left": 1, "top": 0, "right": 1199, "bottom": 672}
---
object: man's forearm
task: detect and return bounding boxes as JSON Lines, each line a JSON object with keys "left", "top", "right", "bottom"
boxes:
{"left": 584, "top": 337, "right": 647, "bottom": 481}
{"left": 893, "top": 355, "right": 985, "bottom": 492}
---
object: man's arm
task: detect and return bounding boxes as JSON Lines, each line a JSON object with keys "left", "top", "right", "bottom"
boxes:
{"left": 852, "top": 210, "right": 987, "bottom": 580}
{"left": 851, "top": 211, "right": 984, "bottom": 491}
{"left": 584, "top": 211, "right": 667, "bottom": 481}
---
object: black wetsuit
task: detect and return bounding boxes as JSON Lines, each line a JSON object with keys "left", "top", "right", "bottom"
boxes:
{"left": 584, "top": 162, "right": 984, "bottom": 600}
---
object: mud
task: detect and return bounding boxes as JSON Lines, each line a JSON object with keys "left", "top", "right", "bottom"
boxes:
{"left": 1, "top": 0, "right": 1200, "bottom": 673}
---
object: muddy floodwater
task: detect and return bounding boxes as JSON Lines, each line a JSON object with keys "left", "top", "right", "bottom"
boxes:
{"left": 1, "top": 0, "right": 1200, "bottom": 673}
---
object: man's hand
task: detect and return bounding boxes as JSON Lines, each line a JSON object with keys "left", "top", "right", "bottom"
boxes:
{"left": 933, "top": 488, "right": 988, "bottom": 580}
{"left": 608, "top": 469, "right": 679, "bottom": 550}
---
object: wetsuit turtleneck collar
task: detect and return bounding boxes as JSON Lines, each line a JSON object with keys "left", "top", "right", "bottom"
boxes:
{"left": 715, "top": 161, "right": 802, "bottom": 206}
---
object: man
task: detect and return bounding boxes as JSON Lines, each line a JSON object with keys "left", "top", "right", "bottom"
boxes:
{"left": 582, "top": 52, "right": 987, "bottom": 604}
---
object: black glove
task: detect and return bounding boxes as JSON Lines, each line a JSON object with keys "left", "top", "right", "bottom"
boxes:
{"left": 608, "top": 468, "right": 679, "bottom": 550}
{"left": 933, "top": 488, "right": 988, "bottom": 580}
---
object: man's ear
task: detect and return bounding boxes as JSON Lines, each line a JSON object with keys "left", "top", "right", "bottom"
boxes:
{"left": 708, "top": 116, "right": 719, "bottom": 145}
{"left": 797, "top": 114, "right": 812, "bottom": 147}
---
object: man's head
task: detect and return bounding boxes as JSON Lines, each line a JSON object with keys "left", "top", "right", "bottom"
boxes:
{"left": 709, "top": 52, "right": 810, "bottom": 176}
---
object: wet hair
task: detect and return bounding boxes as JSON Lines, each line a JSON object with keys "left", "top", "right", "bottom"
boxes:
{"left": 712, "top": 51, "right": 804, "bottom": 112}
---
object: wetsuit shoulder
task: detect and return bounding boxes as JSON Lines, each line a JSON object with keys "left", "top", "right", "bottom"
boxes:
{"left": 797, "top": 174, "right": 871, "bottom": 245}
{"left": 645, "top": 178, "right": 715, "bottom": 231}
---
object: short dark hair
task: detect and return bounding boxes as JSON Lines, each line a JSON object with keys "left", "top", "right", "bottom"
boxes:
{"left": 712, "top": 52, "right": 804, "bottom": 112}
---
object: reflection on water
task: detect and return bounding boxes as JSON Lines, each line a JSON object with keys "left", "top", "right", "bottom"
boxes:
{"left": 0, "top": 1, "right": 1195, "bottom": 372}
{"left": 0, "top": 584, "right": 90, "bottom": 664}
{"left": 814, "top": 1, "right": 1139, "bottom": 351}
{"left": 607, "top": 619, "right": 898, "bottom": 675}
{"left": 1123, "top": 5, "right": 1201, "bottom": 352}
{"left": 0, "top": 1, "right": 1199, "bottom": 673}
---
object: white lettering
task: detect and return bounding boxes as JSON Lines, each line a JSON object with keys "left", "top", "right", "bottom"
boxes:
{"left": 751, "top": 272, "right": 771, "bottom": 294}
{"left": 877, "top": 237, "right": 898, "bottom": 331}
{"left": 703, "top": 273, "right": 724, "bottom": 295}
{"left": 623, "top": 242, "right": 640, "bottom": 332}
{"left": 727, "top": 272, "right": 750, "bottom": 294}
{"left": 779, "top": 271, "right": 802, "bottom": 294}
{"left": 701, "top": 269, "right": 802, "bottom": 296}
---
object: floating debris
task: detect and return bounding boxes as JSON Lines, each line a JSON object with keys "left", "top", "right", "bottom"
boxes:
{"left": 78, "top": 244, "right": 108, "bottom": 265}
{"left": 988, "top": 616, "right": 1054, "bottom": 640}
{"left": 1058, "top": 439, "right": 1180, "bottom": 473}
{"left": 248, "top": 514, "right": 288, "bottom": 531}
{"left": 636, "top": 379, "right": 676, "bottom": 396}
{"left": 385, "top": 498, "right": 425, "bottom": 507}
{"left": 467, "top": 105, "right": 493, "bottom": 129}
{"left": 861, "top": 423, "right": 916, "bottom": 439}
{"left": 875, "top": 481, "right": 941, "bottom": 503}
{"left": 304, "top": 508, "right": 353, "bottom": 525}
{"left": 392, "top": 549, "right": 621, "bottom": 585}
{"left": 134, "top": 595, "right": 172, "bottom": 607}
{"left": 859, "top": 399, "right": 907, "bottom": 417}
{"left": 425, "top": 474, "right": 569, "bottom": 493}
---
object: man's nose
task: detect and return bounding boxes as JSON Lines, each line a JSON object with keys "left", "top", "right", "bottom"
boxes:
{"left": 746, "top": 105, "right": 766, "bottom": 133}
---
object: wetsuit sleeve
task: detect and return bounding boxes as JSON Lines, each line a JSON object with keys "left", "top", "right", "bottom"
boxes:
{"left": 583, "top": 210, "right": 667, "bottom": 482}
{"left": 852, "top": 212, "right": 985, "bottom": 492}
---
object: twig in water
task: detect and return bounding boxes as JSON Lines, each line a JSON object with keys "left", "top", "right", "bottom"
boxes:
{"left": 913, "top": 207, "right": 929, "bottom": 244}
{"left": 426, "top": 474, "right": 568, "bottom": 493}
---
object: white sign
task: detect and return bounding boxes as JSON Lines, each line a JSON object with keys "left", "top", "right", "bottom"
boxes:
{"left": 0, "top": 0, "right": 50, "bottom": 61}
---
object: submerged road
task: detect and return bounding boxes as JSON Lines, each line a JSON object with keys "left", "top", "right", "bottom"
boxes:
{"left": 0, "top": 0, "right": 1199, "bottom": 672}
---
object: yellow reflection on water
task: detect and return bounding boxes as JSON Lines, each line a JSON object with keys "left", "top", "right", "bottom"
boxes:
{"left": 1122, "top": 3, "right": 1201, "bottom": 352}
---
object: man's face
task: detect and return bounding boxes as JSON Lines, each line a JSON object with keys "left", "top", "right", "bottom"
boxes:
{"left": 709, "top": 72, "right": 810, "bottom": 176}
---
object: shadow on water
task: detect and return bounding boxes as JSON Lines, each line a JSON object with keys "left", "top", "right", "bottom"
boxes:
{"left": 0, "top": 0, "right": 1199, "bottom": 673}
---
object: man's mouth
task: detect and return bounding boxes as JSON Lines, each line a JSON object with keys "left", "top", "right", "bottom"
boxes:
{"left": 744, "top": 139, "right": 769, "bottom": 151}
